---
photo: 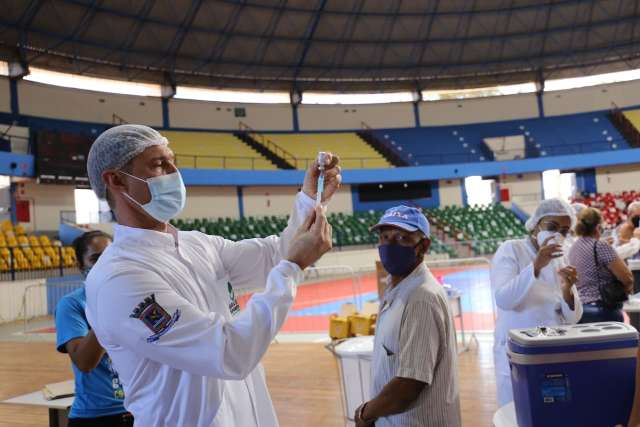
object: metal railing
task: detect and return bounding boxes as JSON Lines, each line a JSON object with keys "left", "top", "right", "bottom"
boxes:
{"left": 238, "top": 122, "right": 299, "bottom": 167}
{"left": 0, "top": 245, "right": 79, "bottom": 281}
{"left": 292, "top": 156, "right": 388, "bottom": 169}
{"left": 20, "top": 279, "right": 84, "bottom": 337}
{"left": 610, "top": 103, "right": 640, "bottom": 148}
{"left": 175, "top": 153, "right": 390, "bottom": 170}
{"left": 408, "top": 139, "right": 626, "bottom": 165}
{"left": 175, "top": 153, "right": 270, "bottom": 170}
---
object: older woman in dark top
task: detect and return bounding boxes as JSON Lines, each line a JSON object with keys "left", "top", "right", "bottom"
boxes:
{"left": 568, "top": 207, "right": 633, "bottom": 323}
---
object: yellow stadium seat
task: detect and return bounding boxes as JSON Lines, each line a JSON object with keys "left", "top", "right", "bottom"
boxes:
{"left": 14, "top": 225, "right": 26, "bottom": 235}
{"left": 265, "top": 133, "right": 392, "bottom": 170}
{"left": 31, "top": 258, "right": 42, "bottom": 269}
{"left": 29, "top": 236, "right": 40, "bottom": 247}
{"left": 39, "top": 235, "right": 51, "bottom": 246}
{"left": 0, "top": 220, "right": 13, "bottom": 232}
{"left": 160, "top": 131, "right": 278, "bottom": 171}
{"left": 42, "top": 256, "right": 52, "bottom": 269}
{"left": 623, "top": 110, "right": 640, "bottom": 133}
{"left": 17, "top": 236, "right": 28, "bottom": 247}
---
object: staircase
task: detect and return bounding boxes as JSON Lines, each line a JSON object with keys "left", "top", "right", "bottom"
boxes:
{"left": 609, "top": 106, "right": 640, "bottom": 148}
{"left": 234, "top": 123, "right": 297, "bottom": 170}
{"left": 356, "top": 124, "right": 409, "bottom": 167}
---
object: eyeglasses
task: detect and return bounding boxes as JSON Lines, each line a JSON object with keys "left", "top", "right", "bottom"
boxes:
{"left": 539, "top": 220, "right": 570, "bottom": 237}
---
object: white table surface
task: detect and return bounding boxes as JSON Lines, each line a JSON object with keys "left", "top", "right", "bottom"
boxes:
{"left": 493, "top": 402, "right": 517, "bottom": 427}
{"left": 1, "top": 390, "right": 74, "bottom": 410}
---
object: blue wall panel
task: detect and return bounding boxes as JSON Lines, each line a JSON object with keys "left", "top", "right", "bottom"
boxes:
{"left": 181, "top": 148, "right": 640, "bottom": 187}
{"left": 575, "top": 168, "right": 597, "bottom": 194}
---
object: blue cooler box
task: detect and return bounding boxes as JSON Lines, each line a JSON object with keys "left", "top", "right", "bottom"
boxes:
{"left": 508, "top": 322, "right": 638, "bottom": 427}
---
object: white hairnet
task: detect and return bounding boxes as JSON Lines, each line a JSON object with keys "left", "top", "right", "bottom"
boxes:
{"left": 628, "top": 201, "right": 640, "bottom": 213}
{"left": 571, "top": 202, "right": 588, "bottom": 215}
{"left": 525, "top": 198, "right": 576, "bottom": 231}
{"left": 87, "top": 124, "right": 168, "bottom": 200}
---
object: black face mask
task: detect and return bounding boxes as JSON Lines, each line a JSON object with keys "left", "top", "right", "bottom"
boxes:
{"left": 632, "top": 216, "right": 640, "bottom": 228}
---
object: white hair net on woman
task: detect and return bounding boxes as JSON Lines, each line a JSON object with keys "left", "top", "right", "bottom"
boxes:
{"left": 87, "top": 124, "right": 169, "bottom": 200}
{"left": 525, "top": 198, "right": 576, "bottom": 232}
{"left": 571, "top": 202, "right": 588, "bottom": 215}
{"left": 628, "top": 201, "right": 640, "bottom": 213}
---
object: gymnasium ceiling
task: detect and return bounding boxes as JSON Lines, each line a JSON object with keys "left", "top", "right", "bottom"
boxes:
{"left": 2, "top": 0, "right": 640, "bottom": 91}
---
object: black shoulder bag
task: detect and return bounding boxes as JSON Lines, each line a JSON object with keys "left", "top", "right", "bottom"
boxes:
{"left": 594, "top": 241, "right": 628, "bottom": 310}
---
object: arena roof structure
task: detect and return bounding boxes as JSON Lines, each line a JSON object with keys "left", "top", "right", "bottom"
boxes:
{"left": 2, "top": 0, "right": 640, "bottom": 92}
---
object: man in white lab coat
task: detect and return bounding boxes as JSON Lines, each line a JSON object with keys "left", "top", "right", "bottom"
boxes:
{"left": 491, "top": 198, "right": 582, "bottom": 407}
{"left": 84, "top": 125, "right": 340, "bottom": 427}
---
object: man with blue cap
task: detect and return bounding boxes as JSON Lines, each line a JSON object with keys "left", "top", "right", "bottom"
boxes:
{"left": 354, "top": 206, "right": 461, "bottom": 427}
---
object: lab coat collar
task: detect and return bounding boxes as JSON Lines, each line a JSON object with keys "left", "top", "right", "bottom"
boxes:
{"left": 113, "top": 223, "right": 180, "bottom": 248}
{"left": 383, "top": 262, "right": 427, "bottom": 304}
{"left": 524, "top": 236, "right": 537, "bottom": 258}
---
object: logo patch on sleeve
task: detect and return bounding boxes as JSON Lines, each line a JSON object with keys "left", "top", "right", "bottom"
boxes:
{"left": 130, "top": 294, "right": 181, "bottom": 343}
{"left": 228, "top": 282, "right": 241, "bottom": 316}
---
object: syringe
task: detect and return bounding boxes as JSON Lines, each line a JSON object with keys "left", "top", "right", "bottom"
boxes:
{"left": 316, "top": 151, "right": 328, "bottom": 206}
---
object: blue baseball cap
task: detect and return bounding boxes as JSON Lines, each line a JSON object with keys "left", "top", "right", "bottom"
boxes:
{"left": 370, "top": 205, "right": 430, "bottom": 237}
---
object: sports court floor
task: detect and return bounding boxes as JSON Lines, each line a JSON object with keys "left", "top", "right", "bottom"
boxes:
{"left": 0, "top": 263, "right": 498, "bottom": 426}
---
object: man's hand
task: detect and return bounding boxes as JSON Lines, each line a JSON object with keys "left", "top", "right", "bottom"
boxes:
{"left": 558, "top": 265, "right": 578, "bottom": 290}
{"left": 286, "top": 206, "right": 332, "bottom": 270}
{"left": 301, "top": 153, "right": 342, "bottom": 203}
{"left": 533, "top": 235, "right": 563, "bottom": 277}
{"left": 354, "top": 403, "right": 375, "bottom": 427}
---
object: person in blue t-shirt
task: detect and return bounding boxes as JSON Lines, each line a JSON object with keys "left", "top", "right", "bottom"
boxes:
{"left": 55, "top": 230, "right": 133, "bottom": 427}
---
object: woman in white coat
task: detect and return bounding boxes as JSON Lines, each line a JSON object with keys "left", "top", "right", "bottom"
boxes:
{"left": 491, "top": 198, "right": 583, "bottom": 407}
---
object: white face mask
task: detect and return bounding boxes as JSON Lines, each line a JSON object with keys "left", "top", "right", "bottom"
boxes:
{"left": 536, "top": 230, "right": 564, "bottom": 247}
{"left": 120, "top": 171, "right": 186, "bottom": 223}
{"left": 537, "top": 230, "right": 565, "bottom": 258}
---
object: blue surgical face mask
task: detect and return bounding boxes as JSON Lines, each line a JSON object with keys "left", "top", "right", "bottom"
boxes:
{"left": 120, "top": 171, "right": 186, "bottom": 223}
{"left": 378, "top": 241, "right": 422, "bottom": 276}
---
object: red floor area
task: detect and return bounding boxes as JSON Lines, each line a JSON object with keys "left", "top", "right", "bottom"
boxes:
{"left": 238, "top": 267, "right": 494, "bottom": 333}
{"left": 28, "top": 267, "right": 494, "bottom": 335}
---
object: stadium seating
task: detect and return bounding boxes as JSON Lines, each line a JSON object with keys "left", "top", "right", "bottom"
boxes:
{"left": 265, "top": 133, "right": 392, "bottom": 169}
{"left": 573, "top": 191, "right": 639, "bottom": 227}
{"left": 171, "top": 211, "right": 456, "bottom": 257}
{"left": 0, "top": 220, "right": 76, "bottom": 271}
{"left": 623, "top": 109, "right": 640, "bottom": 132}
{"left": 428, "top": 204, "right": 528, "bottom": 255}
{"left": 374, "top": 112, "right": 627, "bottom": 166}
{"left": 161, "top": 131, "right": 278, "bottom": 170}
